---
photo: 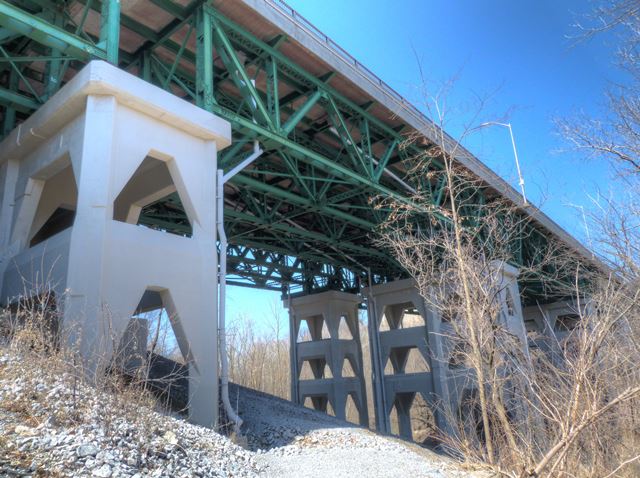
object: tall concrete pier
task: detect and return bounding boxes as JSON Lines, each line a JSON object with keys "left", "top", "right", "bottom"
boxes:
{"left": 0, "top": 61, "right": 230, "bottom": 426}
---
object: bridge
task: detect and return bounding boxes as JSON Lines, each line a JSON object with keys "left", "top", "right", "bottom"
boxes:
{"left": 0, "top": 0, "right": 593, "bottom": 440}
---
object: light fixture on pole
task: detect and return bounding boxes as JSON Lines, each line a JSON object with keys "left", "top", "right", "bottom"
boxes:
{"left": 480, "top": 122, "right": 528, "bottom": 206}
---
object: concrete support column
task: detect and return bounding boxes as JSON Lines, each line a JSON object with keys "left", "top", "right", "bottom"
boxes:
{"left": 64, "top": 95, "right": 117, "bottom": 360}
{"left": 395, "top": 393, "right": 415, "bottom": 440}
{"left": 442, "top": 264, "right": 530, "bottom": 435}
{"left": 364, "top": 279, "right": 453, "bottom": 440}
{"left": 365, "top": 288, "right": 388, "bottom": 433}
{"left": 0, "top": 159, "right": 19, "bottom": 297}
{"left": 493, "top": 261, "right": 528, "bottom": 353}
{"left": 288, "top": 292, "right": 299, "bottom": 404}
{"left": 0, "top": 61, "right": 231, "bottom": 428}
{"left": 286, "top": 290, "right": 369, "bottom": 426}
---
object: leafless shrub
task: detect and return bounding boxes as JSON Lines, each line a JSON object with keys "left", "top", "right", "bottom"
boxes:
{"left": 559, "top": 0, "right": 640, "bottom": 175}
{"left": 375, "top": 79, "right": 640, "bottom": 476}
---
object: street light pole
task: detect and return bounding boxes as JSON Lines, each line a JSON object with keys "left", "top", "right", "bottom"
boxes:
{"left": 480, "top": 121, "right": 528, "bottom": 205}
{"left": 505, "top": 123, "right": 527, "bottom": 205}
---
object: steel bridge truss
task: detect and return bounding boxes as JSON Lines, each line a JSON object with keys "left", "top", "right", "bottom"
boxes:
{"left": 0, "top": 0, "right": 575, "bottom": 300}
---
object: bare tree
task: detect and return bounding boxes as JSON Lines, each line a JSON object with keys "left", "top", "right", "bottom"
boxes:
{"left": 376, "top": 80, "right": 640, "bottom": 476}
{"left": 226, "top": 303, "right": 290, "bottom": 400}
{"left": 559, "top": 0, "right": 640, "bottom": 174}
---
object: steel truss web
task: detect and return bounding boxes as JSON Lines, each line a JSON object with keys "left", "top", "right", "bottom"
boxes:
{"left": 0, "top": 0, "right": 581, "bottom": 301}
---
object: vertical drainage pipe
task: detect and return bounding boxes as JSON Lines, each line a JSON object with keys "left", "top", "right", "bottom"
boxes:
{"left": 217, "top": 141, "right": 263, "bottom": 435}
{"left": 365, "top": 267, "right": 389, "bottom": 434}
{"left": 287, "top": 284, "right": 299, "bottom": 404}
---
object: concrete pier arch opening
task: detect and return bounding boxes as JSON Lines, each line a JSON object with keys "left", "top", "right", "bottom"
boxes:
{"left": 28, "top": 157, "right": 78, "bottom": 249}
{"left": 113, "top": 154, "right": 195, "bottom": 238}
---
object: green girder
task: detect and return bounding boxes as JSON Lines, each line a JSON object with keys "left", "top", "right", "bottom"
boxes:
{"left": 0, "top": 1, "right": 106, "bottom": 60}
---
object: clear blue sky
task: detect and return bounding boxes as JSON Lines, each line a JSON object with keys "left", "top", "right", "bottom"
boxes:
{"left": 227, "top": 0, "right": 624, "bottom": 335}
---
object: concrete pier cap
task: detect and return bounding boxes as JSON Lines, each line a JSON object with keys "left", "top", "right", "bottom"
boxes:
{"left": 0, "top": 60, "right": 231, "bottom": 427}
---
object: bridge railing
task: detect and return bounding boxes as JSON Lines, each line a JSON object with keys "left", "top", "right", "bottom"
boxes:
{"left": 262, "top": 0, "right": 428, "bottom": 122}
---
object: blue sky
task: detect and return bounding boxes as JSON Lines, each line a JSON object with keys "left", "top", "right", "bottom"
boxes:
{"left": 227, "top": 0, "right": 624, "bottom": 335}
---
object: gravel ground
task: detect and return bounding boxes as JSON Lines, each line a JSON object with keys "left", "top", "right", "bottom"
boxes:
{"left": 0, "top": 349, "right": 485, "bottom": 478}
{"left": 0, "top": 352, "right": 260, "bottom": 477}
{"left": 233, "top": 384, "right": 483, "bottom": 478}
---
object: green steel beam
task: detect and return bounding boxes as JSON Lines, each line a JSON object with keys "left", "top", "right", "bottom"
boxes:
{"left": 266, "top": 56, "right": 280, "bottom": 128}
{"left": 195, "top": 5, "right": 214, "bottom": 111}
{"left": 142, "top": 49, "right": 151, "bottom": 81}
{"left": 225, "top": 209, "right": 385, "bottom": 258}
{"left": 0, "top": 44, "right": 42, "bottom": 103}
{"left": 0, "top": 1, "right": 574, "bottom": 294}
{"left": 0, "top": 1, "right": 106, "bottom": 60}
{"left": 282, "top": 89, "right": 322, "bottom": 135}
{"left": 75, "top": 0, "right": 159, "bottom": 45}
{"left": 149, "top": 0, "right": 188, "bottom": 20}
{"left": 211, "top": 14, "right": 274, "bottom": 128}
{"left": 99, "top": 0, "right": 120, "bottom": 64}
{"left": 151, "top": 53, "right": 196, "bottom": 98}
{"left": 43, "top": 6, "right": 62, "bottom": 100}
{"left": 324, "top": 94, "right": 370, "bottom": 177}
{"left": 226, "top": 254, "right": 309, "bottom": 284}
{"left": 75, "top": 0, "right": 198, "bottom": 71}
{"left": 205, "top": 5, "right": 422, "bottom": 159}
{"left": 230, "top": 174, "right": 376, "bottom": 230}
{"left": 0, "top": 85, "right": 40, "bottom": 111}
{"left": 0, "top": 0, "right": 444, "bottom": 237}
{"left": 374, "top": 139, "right": 398, "bottom": 181}
{"left": 0, "top": 54, "right": 65, "bottom": 62}
{"left": 1, "top": 70, "right": 18, "bottom": 135}
{"left": 0, "top": 1, "right": 430, "bottom": 198}
{"left": 225, "top": 237, "right": 359, "bottom": 272}
{"left": 211, "top": 101, "right": 419, "bottom": 212}
{"left": 16, "top": 0, "right": 58, "bottom": 11}
{"left": 209, "top": 9, "right": 447, "bottom": 180}
{"left": 162, "top": 20, "right": 193, "bottom": 89}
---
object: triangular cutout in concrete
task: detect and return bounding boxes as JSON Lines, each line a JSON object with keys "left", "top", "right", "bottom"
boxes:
{"left": 113, "top": 155, "right": 193, "bottom": 237}
{"left": 28, "top": 161, "right": 77, "bottom": 247}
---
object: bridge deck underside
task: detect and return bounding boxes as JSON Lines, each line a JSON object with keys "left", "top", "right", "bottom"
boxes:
{"left": 0, "top": 0, "right": 578, "bottom": 302}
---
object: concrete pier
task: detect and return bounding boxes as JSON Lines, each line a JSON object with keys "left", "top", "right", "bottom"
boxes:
{"left": 0, "top": 61, "right": 231, "bottom": 427}
{"left": 364, "top": 279, "right": 452, "bottom": 439}
{"left": 287, "top": 290, "right": 369, "bottom": 426}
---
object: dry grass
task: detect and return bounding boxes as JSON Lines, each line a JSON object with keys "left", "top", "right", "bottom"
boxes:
{"left": 0, "top": 299, "right": 176, "bottom": 445}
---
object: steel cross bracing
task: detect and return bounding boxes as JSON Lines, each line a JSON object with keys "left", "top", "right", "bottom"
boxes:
{"left": 0, "top": 0, "right": 579, "bottom": 301}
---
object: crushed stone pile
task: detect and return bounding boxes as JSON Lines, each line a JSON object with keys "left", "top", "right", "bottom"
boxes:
{"left": 0, "top": 350, "right": 483, "bottom": 478}
{"left": 0, "top": 352, "right": 259, "bottom": 477}
{"left": 232, "top": 384, "right": 480, "bottom": 478}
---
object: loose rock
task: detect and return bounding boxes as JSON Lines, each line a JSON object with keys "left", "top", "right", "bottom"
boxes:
{"left": 0, "top": 348, "right": 483, "bottom": 478}
{"left": 77, "top": 444, "right": 100, "bottom": 458}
